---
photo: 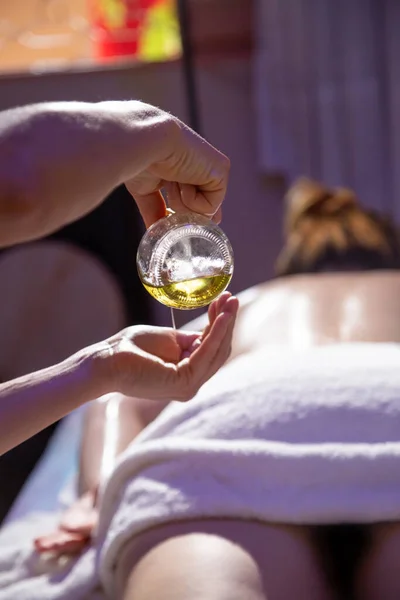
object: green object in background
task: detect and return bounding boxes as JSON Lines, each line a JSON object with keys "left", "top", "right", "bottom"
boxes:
{"left": 139, "top": 0, "right": 182, "bottom": 60}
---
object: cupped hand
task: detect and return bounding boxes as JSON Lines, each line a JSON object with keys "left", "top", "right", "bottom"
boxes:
{"left": 99, "top": 292, "right": 238, "bottom": 401}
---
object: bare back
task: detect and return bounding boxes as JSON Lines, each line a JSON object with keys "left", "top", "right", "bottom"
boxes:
{"left": 231, "top": 271, "right": 400, "bottom": 359}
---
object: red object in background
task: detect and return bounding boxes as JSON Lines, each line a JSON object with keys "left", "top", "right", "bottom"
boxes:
{"left": 89, "top": 0, "right": 159, "bottom": 59}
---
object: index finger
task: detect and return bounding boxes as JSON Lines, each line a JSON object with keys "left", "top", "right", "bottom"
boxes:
{"left": 176, "top": 296, "right": 238, "bottom": 395}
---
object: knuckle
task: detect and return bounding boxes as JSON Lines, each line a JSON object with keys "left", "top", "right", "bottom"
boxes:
{"left": 163, "top": 113, "right": 180, "bottom": 139}
{"left": 138, "top": 101, "right": 165, "bottom": 120}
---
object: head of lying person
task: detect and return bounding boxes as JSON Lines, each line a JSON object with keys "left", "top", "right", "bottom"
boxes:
{"left": 228, "top": 179, "right": 400, "bottom": 355}
{"left": 275, "top": 178, "right": 400, "bottom": 276}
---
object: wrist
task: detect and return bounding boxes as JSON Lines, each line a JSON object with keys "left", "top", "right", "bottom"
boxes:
{"left": 102, "top": 101, "right": 179, "bottom": 179}
{"left": 75, "top": 340, "right": 117, "bottom": 401}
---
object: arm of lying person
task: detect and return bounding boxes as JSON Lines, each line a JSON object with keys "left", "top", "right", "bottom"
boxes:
{"left": 33, "top": 393, "right": 170, "bottom": 557}
{"left": 78, "top": 392, "right": 170, "bottom": 497}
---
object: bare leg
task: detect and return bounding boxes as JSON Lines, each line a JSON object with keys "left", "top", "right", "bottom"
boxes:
{"left": 115, "top": 519, "right": 334, "bottom": 600}
{"left": 355, "top": 522, "right": 400, "bottom": 600}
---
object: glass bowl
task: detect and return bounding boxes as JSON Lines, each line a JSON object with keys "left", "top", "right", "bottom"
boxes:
{"left": 137, "top": 211, "right": 234, "bottom": 310}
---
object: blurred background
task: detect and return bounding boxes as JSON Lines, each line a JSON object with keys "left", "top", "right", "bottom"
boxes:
{"left": 0, "top": 0, "right": 398, "bottom": 521}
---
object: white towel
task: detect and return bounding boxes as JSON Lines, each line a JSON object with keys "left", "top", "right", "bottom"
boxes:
{"left": 96, "top": 342, "right": 400, "bottom": 597}
{"left": 1, "top": 342, "right": 400, "bottom": 598}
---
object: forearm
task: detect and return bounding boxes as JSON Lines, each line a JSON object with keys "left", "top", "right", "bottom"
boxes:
{"left": 78, "top": 394, "right": 169, "bottom": 496}
{"left": 0, "top": 346, "right": 107, "bottom": 456}
{"left": 0, "top": 101, "right": 171, "bottom": 247}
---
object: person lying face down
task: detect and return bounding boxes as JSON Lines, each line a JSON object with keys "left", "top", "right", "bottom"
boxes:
{"left": 29, "top": 178, "right": 400, "bottom": 600}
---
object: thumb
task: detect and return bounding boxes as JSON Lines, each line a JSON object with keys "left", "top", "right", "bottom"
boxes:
{"left": 130, "top": 190, "right": 168, "bottom": 229}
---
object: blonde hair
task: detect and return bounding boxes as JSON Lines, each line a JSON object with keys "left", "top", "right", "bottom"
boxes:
{"left": 275, "top": 178, "right": 400, "bottom": 276}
